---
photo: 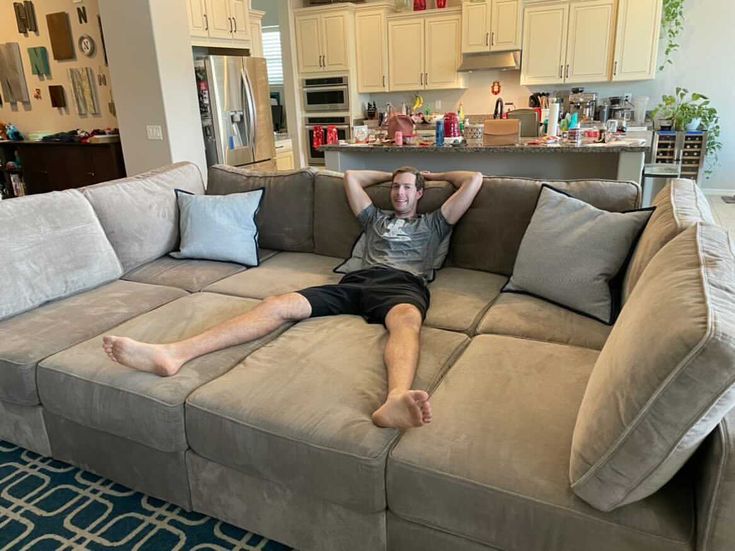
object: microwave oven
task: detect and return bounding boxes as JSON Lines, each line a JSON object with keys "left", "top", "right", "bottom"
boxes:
{"left": 302, "top": 76, "right": 349, "bottom": 113}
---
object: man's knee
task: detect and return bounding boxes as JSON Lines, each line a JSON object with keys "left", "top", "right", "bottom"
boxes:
{"left": 386, "top": 304, "right": 423, "bottom": 331}
{"left": 263, "top": 293, "right": 312, "bottom": 321}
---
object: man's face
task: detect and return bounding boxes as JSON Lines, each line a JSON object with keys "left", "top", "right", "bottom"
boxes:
{"left": 390, "top": 172, "right": 423, "bottom": 217}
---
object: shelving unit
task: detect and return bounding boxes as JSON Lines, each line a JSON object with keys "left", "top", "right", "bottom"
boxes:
{"left": 651, "top": 131, "right": 707, "bottom": 183}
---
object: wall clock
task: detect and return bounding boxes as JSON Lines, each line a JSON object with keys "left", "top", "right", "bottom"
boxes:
{"left": 78, "top": 34, "right": 96, "bottom": 57}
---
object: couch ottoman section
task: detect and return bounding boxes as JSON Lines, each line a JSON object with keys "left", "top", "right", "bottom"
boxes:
{"left": 387, "top": 335, "right": 693, "bottom": 551}
{"left": 477, "top": 293, "right": 612, "bottom": 350}
{"left": 186, "top": 315, "right": 469, "bottom": 513}
{"left": 37, "top": 292, "right": 284, "bottom": 454}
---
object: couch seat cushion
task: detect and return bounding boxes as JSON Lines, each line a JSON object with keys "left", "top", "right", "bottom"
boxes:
{"left": 388, "top": 335, "right": 694, "bottom": 551}
{"left": 38, "top": 293, "right": 282, "bottom": 453}
{"left": 477, "top": 292, "right": 611, "bottom": 350}
{"left": 205, "top": 252, "right": 342, "bottom": 299}
{"left": 425, "top": 268, "right": 506, "bottom": 333}
{"left": 0, "top": 280, "right": 186, "bottom": 407}
{"left": 186, "top": 316, "right": 469, "bottom": 513}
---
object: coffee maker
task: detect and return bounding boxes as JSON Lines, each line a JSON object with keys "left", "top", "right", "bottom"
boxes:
{"left": 568, "top": 89, "right": 598, "bottom": 122}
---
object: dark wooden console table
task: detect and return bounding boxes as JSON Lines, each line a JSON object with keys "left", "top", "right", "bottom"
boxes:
{"left": 0, "top": 141, "right": 126, "bottom": 198}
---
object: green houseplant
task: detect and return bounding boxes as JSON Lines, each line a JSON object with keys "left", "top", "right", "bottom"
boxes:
{"left": 652, "top": 88, "right": 722, "bottom": 177}
{"left": 659, "top": 0, "right": 685, "bottom": 71}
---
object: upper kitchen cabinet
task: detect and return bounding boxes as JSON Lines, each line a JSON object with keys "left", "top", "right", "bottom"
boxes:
{"left": 294, "top": 6, "right": 353, "bottom": 74}
{"left": 521, "top": 0, "right": 615, "bottom": 86}
{"left": 388, "top": 9, "right": 466, "bottom": 92}
{"left": 250, "top": 9, "right": 264, "bottom": 57}
{"left": 355, "top": 8, "right": 389, "bottom": 93}
{"left": 612, "top": 0, "right": 662, "bottom": 81}
{"left": 462, "top": 0, "right": 522, "bottom": 53}
{"left": 187, "top": 0, "right": 252, "bottom": 48}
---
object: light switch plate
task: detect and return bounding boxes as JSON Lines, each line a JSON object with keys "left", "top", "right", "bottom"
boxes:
{"left": 434, "top": 100, "right": 442, "bottom": 110}
{"left": 146, "top": 125, "right": 163, "bottom": 140}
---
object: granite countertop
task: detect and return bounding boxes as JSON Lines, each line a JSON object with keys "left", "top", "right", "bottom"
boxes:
{"left": 321, "top": 139, "right": 648, "bottom": 154}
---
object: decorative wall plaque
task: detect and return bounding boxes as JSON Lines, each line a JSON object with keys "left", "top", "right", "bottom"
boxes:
{"left": 28, "top": 47, "right": 50, "bottom": 77}
{"left": 47, "top": 12, "right": 76, "bottom": 60}
{"left": 0, "top": 43, "right": 30, "bottom": 103}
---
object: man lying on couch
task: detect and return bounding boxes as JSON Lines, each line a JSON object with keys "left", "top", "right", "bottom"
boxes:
{"left": 103, "top": 167, "right": 482, "bottom": 429}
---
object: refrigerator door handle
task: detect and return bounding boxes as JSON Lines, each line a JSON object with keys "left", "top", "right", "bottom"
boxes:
{"left": 241, "top": 68, "right": 257, "bottom": 148}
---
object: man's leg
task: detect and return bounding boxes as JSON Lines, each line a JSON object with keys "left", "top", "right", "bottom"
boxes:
{"left": 102, "top": 293, "right": 312, "bottom": 377}
{"left": 371, "top": 303, "right": 432, "bottom": 429}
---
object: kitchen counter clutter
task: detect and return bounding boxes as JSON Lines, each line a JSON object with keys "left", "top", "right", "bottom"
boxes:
{"left": 321, "top": 139, "right": 648, "bottom": 153}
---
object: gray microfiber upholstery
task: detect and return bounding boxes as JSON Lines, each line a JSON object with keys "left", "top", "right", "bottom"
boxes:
{"left": 0, "top": 280, "right": 186, "bottom": 406}
{"left": 82, "top": 162, "right": 205, "bottom": 273}
{"left": 204, "top": 252, "right": 342, "bottom": 299}
{"left": 0, "top": 400, "right": 50, "bottom": 456}
{"left": 188, "top": 452, "right": 387, "bottom": 551}
{"left": 38, "top": 293, "right": 286, "bottom": 453}
{"left": 477, "top": 292, "right": 611, "bottom": 350}
{"left": 571, "top": 224, "right": 735, "bottom": 511}
{"left": 449, "top": 178, "right": 641, "bottom": 275}
{"left": 207, "top": 165, "right": 315, "bottom": 252}
{"left": 186, "top": 316, "right": 469, "bottom": 512}
{"left": 387, "top": 335, "right": 694, "bottom": 551}
{"left": 0, "top": 189, "right": 123, "bottom": 321}
{"left": 313, "top": 170, "right": 454, "bottom": 259}
{"left": 388, "top": 513, "right": 501, "bottom": 551}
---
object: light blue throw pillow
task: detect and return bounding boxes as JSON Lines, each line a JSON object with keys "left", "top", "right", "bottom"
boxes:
{"left": 170, "top": 188, "right": 264, "bottom": 266}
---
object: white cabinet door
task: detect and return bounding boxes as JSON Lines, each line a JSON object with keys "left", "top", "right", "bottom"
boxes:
{"left": 521, "top": 3, "right": 568, "bottom": 85}
{"left": 388, "top": 18, "right": 424, "bottom": 91}
{"left": 462, "top": 1, "right": 490, "bottom": 53}
{"left": 356, "top": 10, "right": 388, "bottom": 92}
{"left": 566, "top": 0, "right": 615, "bottom": 83}
{"left": 295, "top": 15, "right": 323, "bottom": 73}
{"left": 187, "top": 0, "right": 209, "bottom": 38}
{"left": 491, "top": 0, "right": 522, "bottom": 51}
{"left": 322, "top": 13, "right": 350, "bottom": 71}
{"left": 230, "top": 0, "right": 250, "bottom": 42}
{"left": 613, "top": 0, "right": 662, "bottom": 81}
{"left": 425, "top": 15, "right": 462, "bottom": 89}
{"left": 250, "top": 14, "right": 263, "bottom": 57}
{"left": 205, "top": 0, "right": 233, "bottom": 40}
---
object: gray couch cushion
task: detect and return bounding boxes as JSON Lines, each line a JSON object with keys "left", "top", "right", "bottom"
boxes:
{"left": 623, "top": 178, "right": 715, "bottom": 302}
{"left": 207, "top": 165, "right": 315, "bottom": 252}
{"left": 0, "top": 280, "right": 186, "bottom": 407}
{"left": 313, "top": 170, "right": 453, "bottom": 259}
{"left": 205, "top": 252, "right": 342, "bottom": 299}
{"left": 388, "top": 335, "right": 694, "bottom": 551}
{"left": 571, "top": 224, "right": 735, "bottom": 511}
{"left": 82, "top": 162, "right": 205, "bottom": 273}
{"left": 450, "top": 178, "right": 641, "bottom": 275}
{"left": 186, "top": 316, "right": 469, "bottom": 512}
{"left": 478, "top": 292, "right": 611, "bottom": 350}
{"left": 38, "top": 293, "right": 283, "bottom": 453}
{"left": 0, "top": 189, "right": 123, "bottom": 321}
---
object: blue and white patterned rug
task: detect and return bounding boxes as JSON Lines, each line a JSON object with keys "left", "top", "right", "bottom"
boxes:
{"left": 0, "top": 441, "right": 292, "bottom": 550}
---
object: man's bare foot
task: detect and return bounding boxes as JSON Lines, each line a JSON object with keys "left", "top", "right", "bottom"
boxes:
{"left": 372, "top": 390, "right": 431, "bottom": 429}
{"left": 102, "top": 336, "right": 184, "bottom": 377}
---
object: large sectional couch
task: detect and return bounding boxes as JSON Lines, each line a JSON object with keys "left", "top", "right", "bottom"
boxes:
{"left": 1, "top": 161, "right": 734, "bottom": 551}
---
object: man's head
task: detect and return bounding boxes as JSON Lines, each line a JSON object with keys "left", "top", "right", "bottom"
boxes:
{"left": 390, "top": 166, "right": 424, "bottom": 218}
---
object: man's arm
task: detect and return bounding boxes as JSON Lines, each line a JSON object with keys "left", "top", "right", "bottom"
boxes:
{"left": 343, "top": 170, "right": 392, "bottom": 216}
{"left": 424, "top": 171, "right": 483, "bottom": 225}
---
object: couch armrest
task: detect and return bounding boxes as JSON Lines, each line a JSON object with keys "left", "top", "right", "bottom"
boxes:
{"left": 696, "top": 409, "right": 735, "bottom": 551}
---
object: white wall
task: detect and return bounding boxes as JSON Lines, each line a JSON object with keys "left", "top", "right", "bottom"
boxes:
{"left": 370, "top": 0, "right": 735, "bottom": 191}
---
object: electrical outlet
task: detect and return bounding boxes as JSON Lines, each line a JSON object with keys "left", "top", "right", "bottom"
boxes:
{"left": 434, "top": 100, "right": 442, "bottom": 110}
{"left": 146, "top": 125, "right": 163, "bottom": 140}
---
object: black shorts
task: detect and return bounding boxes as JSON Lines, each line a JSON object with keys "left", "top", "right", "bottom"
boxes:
{"left": 297, "top": 266, "right": 430, "bottom": 325}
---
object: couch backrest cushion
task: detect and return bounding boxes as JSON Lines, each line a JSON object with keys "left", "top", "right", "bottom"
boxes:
{"left": 450, "top": 178, "right": 641, "bottom": 275}
{"left": 570, "top": 223, "right": 735, "bottom": 512}
{"left": 313, "top": 170, "right": 453, "bottom": 259}
{"left": 82, "top": 162, "right": 205, "bottom": 273}
{"left": 207, "top": 165, "right": 315, "bottom": 252}
{"left": 623, "top": 179, "right": 715, "bottom": 302}
{"left": 0, "top": 190, "right": 123, "bottom": 321}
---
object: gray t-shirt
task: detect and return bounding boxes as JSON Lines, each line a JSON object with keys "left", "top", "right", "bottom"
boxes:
{"left": 355, "top": 204, "right": 453, "bottom": 282}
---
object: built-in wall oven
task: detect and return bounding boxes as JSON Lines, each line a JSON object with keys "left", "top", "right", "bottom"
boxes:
{"left": 302, "top": 76, "right": 349, "bottom": 112}
{"left": 305, "top": 115, "right": 351, "bottom": 166}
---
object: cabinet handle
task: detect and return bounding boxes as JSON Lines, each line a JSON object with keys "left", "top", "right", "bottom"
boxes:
{"left": 565, "top": 64, "right": 570, "bottom": 78}
{"left": 203, "top": 14, "right": 208, "bottom": 31}
{"left": 613, "top": 60, "right": 618, "bottom": 76}
{"left": 559, "top": 65, "right": 563, "bottom": 79}
{"left": 485, "top": 32, "right": 489, "bottom": 46}
{"left": 233, "top": 17, "right": 237, "bottom": 33}
{"left": 491, "top": 32, "right": 495, "bottom": 46}
{"left": 425, "top": 72, "right": 428, "bottom": 86}
{"left": 420, "top": 72, "right": 423, "bottom": 85}
{"left": 382, "top": 75, "right": 386, "bottom": 88}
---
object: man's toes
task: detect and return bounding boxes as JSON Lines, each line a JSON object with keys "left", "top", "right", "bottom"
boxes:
{"left": 409, "top": 389, "right": 429, "bottom": 403}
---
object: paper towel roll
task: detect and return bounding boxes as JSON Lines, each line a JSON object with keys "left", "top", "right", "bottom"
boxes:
{"left": 548, "top": 102, "right": 561, "bottom": 137}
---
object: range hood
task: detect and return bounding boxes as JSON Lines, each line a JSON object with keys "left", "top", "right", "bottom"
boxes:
{"left": 458, "top": 51, "right": 521, "bottom": 72}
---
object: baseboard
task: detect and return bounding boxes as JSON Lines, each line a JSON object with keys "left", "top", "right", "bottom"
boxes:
{"left": 704, "top": 189, "right": 735, "bottom": 196}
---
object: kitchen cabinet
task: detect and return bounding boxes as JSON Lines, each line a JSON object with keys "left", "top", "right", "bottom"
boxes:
{"left": 250, "top": 9, "right": 264, "bottom": 57}
{"left": 294, "top": 9, "right": 352, "bottom": 74}
{"left": 275, "top": 139, "right": 295, "bottom": 171}
{"left": 461, "top": 0, "right": 522, "bottom": 53}
{"left": 388, "top": 10, "right": 465, "bottom": 92}
{"left": 612, "top": 0, "right": 662, "bottom": 81}
{"left": 186, "top": 0, "right": 251, "bottom": 47}
{"left": 186, "top": 0, "right": 208, "bottom": 38}
{"left": 521, "top": 0, "right": 615, "bottom": 86}
{"left": 355, "top": 9, "right": 389, "bottom": 92}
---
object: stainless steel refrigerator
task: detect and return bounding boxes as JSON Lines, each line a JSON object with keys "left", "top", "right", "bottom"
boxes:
{"left": 195, "top": 55, "right": 276, "bottom": 171}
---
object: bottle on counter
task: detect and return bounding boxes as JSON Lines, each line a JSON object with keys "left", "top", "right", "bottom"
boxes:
{"left": 394, "top": 130, "right": 404, "bottom": 146}
{"left": 435, "top": 119, "right": 445, "bottom": 146}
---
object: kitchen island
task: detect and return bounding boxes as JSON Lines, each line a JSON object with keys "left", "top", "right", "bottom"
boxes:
{"left": 321, "top": 140, "right": 648, "bottom": 185}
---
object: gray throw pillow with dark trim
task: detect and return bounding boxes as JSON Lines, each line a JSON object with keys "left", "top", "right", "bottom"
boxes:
{"left": 504, "top": 185, "right": 653, "bottom": 324}
{"left": 171, "top": 188, "right": 264, "bottom": 266}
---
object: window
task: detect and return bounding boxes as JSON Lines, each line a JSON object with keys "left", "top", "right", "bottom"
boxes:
{"left": 262, "top": 26, "right": 283, "bottom": 85}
